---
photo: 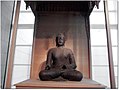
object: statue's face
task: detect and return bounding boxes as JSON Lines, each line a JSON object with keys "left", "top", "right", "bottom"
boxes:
{"left": 56, "top": 34, "right": 65, "bottom": 47}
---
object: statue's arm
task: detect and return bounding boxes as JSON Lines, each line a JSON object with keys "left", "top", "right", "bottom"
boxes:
{"left": 45, "top": 49, "right": 53, "bottom": 70}
{"left": 68, "top": 50, "right": 77, "bottom": 69}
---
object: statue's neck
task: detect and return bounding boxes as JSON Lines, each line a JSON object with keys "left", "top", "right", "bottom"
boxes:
{"left": 57, "top": 45, "right": 64, "bottom": 48}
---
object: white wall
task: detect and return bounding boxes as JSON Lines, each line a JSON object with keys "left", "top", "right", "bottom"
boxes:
{"left": 1, "top": 1, "right": 14, "bottom": 88}
{"left": 90, "top": 0, "right": 118, "bottom": 88}
{"left": 11, "top": 0, "right": 34, "bottom": 88}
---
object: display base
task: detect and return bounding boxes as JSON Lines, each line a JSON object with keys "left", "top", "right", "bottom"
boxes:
{"left": 15, "top": 78, "right": 106, "bottom": 89}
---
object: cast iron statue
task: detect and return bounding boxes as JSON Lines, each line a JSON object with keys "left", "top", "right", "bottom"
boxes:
{"left": 39, "top": 33, "right": 83, "bottom": 81}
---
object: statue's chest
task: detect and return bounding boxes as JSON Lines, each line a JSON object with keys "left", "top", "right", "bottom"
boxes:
{"left": 52, "top": 49, "right": 69, "bottom": 60}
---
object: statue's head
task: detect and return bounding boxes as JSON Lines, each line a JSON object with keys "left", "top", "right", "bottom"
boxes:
{"left": 56, "top": 33, "right": 65, "bottom": 47}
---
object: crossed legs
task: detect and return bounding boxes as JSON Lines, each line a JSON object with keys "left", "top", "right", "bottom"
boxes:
{"left": 39, "top": 69, "right": 83, "bottom": 81}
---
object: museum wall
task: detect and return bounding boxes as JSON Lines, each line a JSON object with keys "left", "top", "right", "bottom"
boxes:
{"left": 30, "top": 12, "right": 90, "bottom": 79}
{"left": 1, "top": 1, "right": 15, "bottom": 88}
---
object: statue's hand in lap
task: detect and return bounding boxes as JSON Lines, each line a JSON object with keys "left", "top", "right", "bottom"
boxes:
{"left": 62, "top": 65, "right": 67, "bottom": 70}
{"left": 39, "top": 33, "right": 83, "bottom": 81}
{"left": 45, "top": 65, "right": 51, "bottom": 70}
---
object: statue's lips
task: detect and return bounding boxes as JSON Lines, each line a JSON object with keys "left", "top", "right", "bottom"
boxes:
{"left": 59, "top": 42, "right": 63, "bottom": 44}
{"left": 58, "top": 40, "right": 63, "bottom": 43}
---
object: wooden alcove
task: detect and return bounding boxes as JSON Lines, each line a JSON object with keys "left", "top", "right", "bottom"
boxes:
{"left": 15, "top": 1, "right": 106, "bottom": 89}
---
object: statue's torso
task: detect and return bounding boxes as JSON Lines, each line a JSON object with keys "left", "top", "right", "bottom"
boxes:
{"left": 50, "top": 48, "right": 72, "bottom": 69}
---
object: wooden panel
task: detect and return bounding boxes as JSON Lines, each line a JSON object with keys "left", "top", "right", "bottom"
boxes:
{"left": 15, "top": 79, "right": 106, "bottom": 89}
{"left": 30, "top": 12, "right": 90, "bottom": 79}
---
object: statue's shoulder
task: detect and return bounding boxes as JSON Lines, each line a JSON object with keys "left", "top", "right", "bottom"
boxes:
{"left": 48, "top": 48, "right": 56, "bottom": 52}
{"left": 65, "top": 48, "right": 73, "bottom": 53}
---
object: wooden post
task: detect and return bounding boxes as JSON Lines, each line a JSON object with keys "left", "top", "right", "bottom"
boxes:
{"left": 85, "top": 16, "right": 91, "bottom": 79}
{"left": 117, "top": 1, "right": 119, "bottom": 89}
{"left": 103, "top": 0, "right": 116, "bottom": 89}
{"left": 5, "top": 1, "right": 21, "bottom": 88}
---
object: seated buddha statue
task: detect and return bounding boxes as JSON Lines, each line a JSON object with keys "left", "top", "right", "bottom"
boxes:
{"left": 39, "top": 33, "right": 83, "bottom": 81}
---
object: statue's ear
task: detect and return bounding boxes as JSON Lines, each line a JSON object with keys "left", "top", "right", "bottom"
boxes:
{"left": 64, "top": 34, "right": 67, "bottom": 41}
